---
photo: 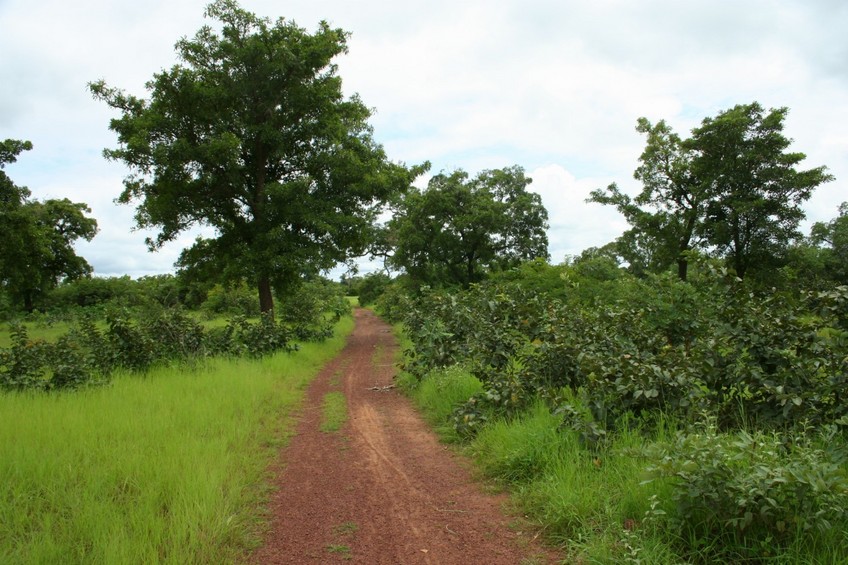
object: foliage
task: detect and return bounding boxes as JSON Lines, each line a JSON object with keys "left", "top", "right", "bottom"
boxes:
{"left": 344, "top": 272, "right": 392, "bottom": 306}
{"left": 0, "top": 323, "right": 108, "bottom": 391}
{"left": 590, "top": 103, "right": 833, "bottom": 281}
{"left": 46, "top": 276, "right": 138, "bottom": 310}
{"left": 589, "top": 118, "right": 702, "bottom": 280}
{"left": 694, "top": 103, "right": 832, "bottom": 280}
{"left": 0, "top": 139, "right": 98, "bottom": 312}
{"left": 0, "top": 303, "right": 329, "bottom": 391}
{"left": 388, "top": 166, "right": 549, "bottom": 288}
{"left": 402, "top": 267, "right": 848, "bottom": 437}
{"left": 646, "top": 424, "right": 848, "bottom": 560}
{"left": 276, "top": 276, "right": 350, "bottom": 338}
{"left": 90, "top": 0, "right": 421, "bottom": 315}
{"left": 201, "top": 282, "right": 260, "bottom": 318}
{"left": 810, "top": 201, "right": 848, "bottom": 285}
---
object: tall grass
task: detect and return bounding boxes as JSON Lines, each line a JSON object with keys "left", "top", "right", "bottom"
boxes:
{"left": 0, "top": 316, "right": 353, "bottom": 564}
{"left": 397, "top": 365, "right": 483, "bottom": 443}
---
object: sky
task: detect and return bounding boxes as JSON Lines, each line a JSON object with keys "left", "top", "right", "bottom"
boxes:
{"left": 1, "top": 0, "right": 846, "bottom": 278}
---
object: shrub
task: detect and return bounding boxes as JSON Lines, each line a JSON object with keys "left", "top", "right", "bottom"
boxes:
{"left": 645, "top": 424, "right": 848, "bottom": 560}
{"left": 201, "top": 283, "right": 260, "bottom": 317}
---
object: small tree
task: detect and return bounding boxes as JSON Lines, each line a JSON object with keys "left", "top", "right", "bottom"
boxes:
{"left": 590, "top": 118, "right": 704, "bottom": 280}
{"left": 389, "top": 166, "right": 549, "bottom": 288}
{"left": 91, "top": 0, "right": 420, "bottom": 316}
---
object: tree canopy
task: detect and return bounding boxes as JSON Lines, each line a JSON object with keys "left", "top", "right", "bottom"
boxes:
{"left": 0, "top": 139, "right": 98, "bottom": 311}
{"left": 90, "top": 0, "right": 421, "bottom": 314}
{"left": 810, "top": 201, "right": 848, "bottom": 285}
{"left": 387, "top": 166, "right": 549, "bottom": 288}
{"left": 590, "top": 103, "right": 833, "bottom": 280}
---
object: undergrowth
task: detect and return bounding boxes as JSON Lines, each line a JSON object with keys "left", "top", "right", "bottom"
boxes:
{"left": 400, "top": 362, "right": 848, "bottom": 564}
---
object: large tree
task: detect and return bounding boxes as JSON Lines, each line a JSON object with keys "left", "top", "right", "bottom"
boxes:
{"left": 90, "top": 0, "right": 419, "bottom": 315}
{"left": 388, "top": 166, "right": 549, "bottom": 288}
{"left": 0, "top": 139, "right": 98, "bottom": 311}
{"left": 590, "top": 103, "right": 832, "bottom": 280}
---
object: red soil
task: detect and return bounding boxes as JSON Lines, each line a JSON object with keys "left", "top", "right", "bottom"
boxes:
{"left": 251, "top": 308, "right": 560, "bottom": 564}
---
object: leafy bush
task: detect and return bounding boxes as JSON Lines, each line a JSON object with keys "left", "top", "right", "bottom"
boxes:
{"left": 646, "top": 424, "right": 848, "bottom": 560}
{"left": 1, "top": 307, "right": 306, "bottom": 391}
{"left": 400, "top": 268, "right": 848, "bottom": 433}
{"left": 0, "top": 324, "right": 49, "bottom": 390}
{"left": 0, "top": 323, "right": 107, "bottom": 391}
{"left": 350, "top": 272, "right": 392, "bottom": 307}
{"left": 225, "top": 313, "right": 295, "bottom": 357}
{"left": 201, "top": 283, "right": 260, "bottom": 317}
{"left": 277, "top": 277, "right": 350, "bottom": 340}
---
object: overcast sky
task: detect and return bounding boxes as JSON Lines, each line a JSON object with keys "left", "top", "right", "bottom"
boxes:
{"left": 1, "top": 0, "right": 846, "bottom": 278}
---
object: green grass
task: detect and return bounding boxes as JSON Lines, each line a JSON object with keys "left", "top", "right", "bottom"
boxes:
{"left": 332, "top": 521, "right": 358, "bottom": 536}
{"left": 471, "top": 404, "right": 679, "bottom": 562}
{"left": 0, "top": 320, "right": 77, "bottom": 347}
{"left": 0, "top": 315, "right": 354, "bottom": 564}
{"left": 320, "top": 391, "right": 348, "bottom": 433}
{"left": 325, "top": 543, "right": 351, "bottom": 559}
{"left": 400, "top": 365, "right": 483, "bottom": 443}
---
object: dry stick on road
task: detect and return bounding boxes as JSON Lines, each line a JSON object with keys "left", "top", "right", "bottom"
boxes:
{"left": 252, "top": 308, "right": 560, "bottom": 564}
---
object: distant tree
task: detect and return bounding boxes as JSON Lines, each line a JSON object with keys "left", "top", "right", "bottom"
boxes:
{"left": 90, "top": 0, "right": 421, "bottom": 316}
{"left": 590, "top": 103, "right": 832, "bottom": 280}
{"left": 810, "top": 201, "right": 848, "bottom": 284}
{"left": 389, "top": 166, "right": 549, "bottom": 288}
{"left": 589, "top": 118, "right": 703, "bottom": 280}
{"left": 47, "top": 276, "right": 136, "bottom": 309}
{"left": 0, "top": 139, "right": 98, "bottom": 311}
{"left": 692, "top": 103, "right": 832, "bottom": 279}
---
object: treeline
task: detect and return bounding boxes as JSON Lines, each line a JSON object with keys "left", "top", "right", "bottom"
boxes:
{"left": 0, "top": 275, "right": 351, "bottom": 391}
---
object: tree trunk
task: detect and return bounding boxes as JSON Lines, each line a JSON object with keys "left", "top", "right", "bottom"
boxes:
{"left": 677, "top": 256, "right": 689, "bottom": 281}
{"left": 258, "top": 276, "right": 274, "bottom": 317}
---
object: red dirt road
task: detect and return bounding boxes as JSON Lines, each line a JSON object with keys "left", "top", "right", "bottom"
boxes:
{"left": 252, "top": 309, "right": 560, "bottom": 564}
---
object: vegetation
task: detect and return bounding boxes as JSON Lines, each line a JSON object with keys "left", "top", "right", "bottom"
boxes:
{"left": 590, "top": 103, "right": 833, "bottom": 281}
{"left": 0, "top": 315, "right": 353, "bottom": 564}
{"left": 90, "top": 0, "right": 423, "bottom": 315}
{"left": 320, "top": 391, "right": 348, "bottom": 433}
{"left": 384, "top": 166, "right": 549, "bottom": 289}
{"left": 0, "top": 139, "right": 98, "bottom": 312}
{"left": 1, "top": 276, "right": 351, "bottom": 392}
{"left": 810, "top": 201, "right": 848, "bottom": 285}
{"left": 390, "top": 256, "right": 848, "bottom": 563}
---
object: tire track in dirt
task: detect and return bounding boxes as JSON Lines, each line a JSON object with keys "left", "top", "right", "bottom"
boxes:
{"left": 252, "top": 308, "right": 560, "bottom": 564}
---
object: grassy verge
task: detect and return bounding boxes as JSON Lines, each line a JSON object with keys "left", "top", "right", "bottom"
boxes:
{"left": 0, "top": 315, "right": 353, "bottom": 564}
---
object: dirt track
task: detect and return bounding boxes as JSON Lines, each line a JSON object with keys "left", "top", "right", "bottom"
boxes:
{"left": 252, "top": 308, "right": 559, "bottom": 564}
